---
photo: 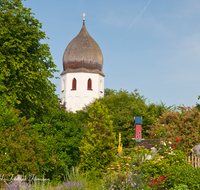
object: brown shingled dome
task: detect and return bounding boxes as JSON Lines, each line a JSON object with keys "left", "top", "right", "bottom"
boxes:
{"left": 63, "top": 21, "right": 103, "bottom": 71}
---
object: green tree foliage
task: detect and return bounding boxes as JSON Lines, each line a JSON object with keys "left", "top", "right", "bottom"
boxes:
{"left": 0, "top": 0, "right": 58, "bottom": 119}
{"left": 147, "top": 106, "right": 200, "bottom": 152}
{"left": 33, "top": 108, "right": 84, "bottom": 180}
{"left": 79, "top": 101, "right": 117, "bottom": 175}
{"left": 196, "top": 95, "right": 200, "bottom": 111}
{"left": 97, "top": 88, "right": 171, "bottom": 148}
{"left": 0, "top": 89, "right": 44, "bottom": 176}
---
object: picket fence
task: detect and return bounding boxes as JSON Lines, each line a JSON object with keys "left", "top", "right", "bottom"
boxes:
{"left": 139, "top": 153, "right": 199, "bottom": 168}
{"left": 186, "top": 153, "right": 200, "bottom": 168}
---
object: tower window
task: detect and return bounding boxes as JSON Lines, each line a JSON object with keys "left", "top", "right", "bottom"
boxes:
{"left": 72, "top": 78, "right": 76, "bottom": 90}
{"left": 87, "top": 78, "right": 92, "bottom": 90}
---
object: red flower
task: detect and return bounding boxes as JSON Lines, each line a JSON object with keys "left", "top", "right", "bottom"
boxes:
{"left": 160, "top": 176, "right": 165, "bottom": 180}
{"left": 187, "top": 152, "right": 189, "bottom": 155}
{"left": 172, "top": 144, "right": 176, "bottom": 148}
{"left": 152, "top": 179, "right": 157, "bottom": 183}
{"left": 176, "top": 139, "right": 180, "bottom": 142}
{"left": 173, "top": 148, "right": 175, "bottom": 150}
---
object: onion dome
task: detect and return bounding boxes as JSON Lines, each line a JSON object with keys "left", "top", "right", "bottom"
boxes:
{"left": 63, "top": 19, "right": 103, "bottom": 72}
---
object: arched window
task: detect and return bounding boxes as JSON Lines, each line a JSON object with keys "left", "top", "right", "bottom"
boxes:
{"left": 72, "top": 78, "right": 76, "bottom": 90}
{"left": 87, "top": 78, "right": 92, "bottom": 90}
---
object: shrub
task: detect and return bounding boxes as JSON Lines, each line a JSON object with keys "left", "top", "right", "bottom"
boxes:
{"left": 148, "top": 106, "right": 200, "bottom": 152}
{"left": 165, "top": 165, "right": 200, "bottom": 189}
{"left": 107, "top": 146, "right": 151, "bottom": 174}
{"left": 170, "top": 184, "right": 189, "bottom": 190}
{"left": 136, "top": 149, "right": 188, "bottom": 180}
{"left": 33, "top": 108, "right": 84, "bottom": 180}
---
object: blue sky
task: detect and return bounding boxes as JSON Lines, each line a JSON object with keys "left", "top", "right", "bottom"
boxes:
{"left": 22, "top": 0, "right": 200, "bottom": 107}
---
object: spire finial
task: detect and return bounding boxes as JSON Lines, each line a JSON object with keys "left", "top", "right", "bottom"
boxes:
{"left": 83, "top": 11, "right": 85, "bottom": 25}
{"left": 83, "top": 11, "right": 86, "bottom": 20}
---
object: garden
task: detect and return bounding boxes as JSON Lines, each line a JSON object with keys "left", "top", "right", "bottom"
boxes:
{"left": 1, "top": 101, "right": 200, "bottom": 190}
{"left": 1, "top": 140, "right": 200, "bottom": 190}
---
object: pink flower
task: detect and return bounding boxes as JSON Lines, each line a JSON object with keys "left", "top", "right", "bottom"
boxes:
{"left": 176, "top": 139, "right": 180, "bottom": 142}
{"left": 128, "top": 157, "right": 132, "bottom": 159}
{"left": 111, "top": 167, "right": 114, "bottom": 169}
{"left": 164, "top": 152, "right": 168, "bottom": 154}
{"left": 117, "top": 164, "right": 121, "bottom": 167}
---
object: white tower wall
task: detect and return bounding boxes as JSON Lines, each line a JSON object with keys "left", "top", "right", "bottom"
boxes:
{"left": 60, "top": 72, "right": 104, "bottom": 112}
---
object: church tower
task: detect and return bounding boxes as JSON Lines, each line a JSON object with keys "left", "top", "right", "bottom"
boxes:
{"left": 60, "top": 16, "right": 105, "bottom": 112}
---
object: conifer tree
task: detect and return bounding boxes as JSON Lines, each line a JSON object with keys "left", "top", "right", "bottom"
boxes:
{"left": 79, "top": 101, "right": 117, "bottom": 174}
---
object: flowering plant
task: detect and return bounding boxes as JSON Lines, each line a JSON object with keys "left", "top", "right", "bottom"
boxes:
{"left": 107, "top": 147, "right": 151, "bottom": 174}
{"left": 148, "top": 175, "right": 168, "bottom": 189}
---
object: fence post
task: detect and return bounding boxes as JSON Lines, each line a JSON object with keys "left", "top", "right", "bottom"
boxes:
{"left": 192, "top": 153, "right": 194, "bottom": 167}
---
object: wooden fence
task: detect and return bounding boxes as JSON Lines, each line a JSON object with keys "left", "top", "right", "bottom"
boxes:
{"left": 139, "top": 153, "right": 200, "bottom": 168}
{"left": 186, "top": 153, "right": 200, "bottom": 168}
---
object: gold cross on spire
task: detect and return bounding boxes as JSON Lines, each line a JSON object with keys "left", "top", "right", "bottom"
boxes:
{"left": 83, "top": 11, "right": 86, "bottom": 21}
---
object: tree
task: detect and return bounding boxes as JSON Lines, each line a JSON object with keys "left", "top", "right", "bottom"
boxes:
{"left": 32, "top": 108, "right": 84, "bottom": 180}
{"left": 79, "top": 101, "right": 117, "bottom": 175}
{"left": 147, "top": 106, "right": 200, "bottom": 152}
{"left": 0, "top": 82, "right": 44, "bottom": 176}
{"left": 0, "top": 0, "right": 58, "bottom": 119}
{"left": 97, "top": 88, "right": 172, "bottom": 148}
{"left": 196, "top": 96, "right": 200, "bottom": 111}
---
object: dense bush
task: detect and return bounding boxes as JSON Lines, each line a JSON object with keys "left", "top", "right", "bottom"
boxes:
{"left": 32, "top": 108, "right": 84, "bottom": 180}
{"left": 148, "top": 106, "right": 200, "bottom": 152}
{"left": 0, "top": 91, "right": 44, "bottom": 176}
{"left": 165, "top": 165, "right": 200, "bottom": 189}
